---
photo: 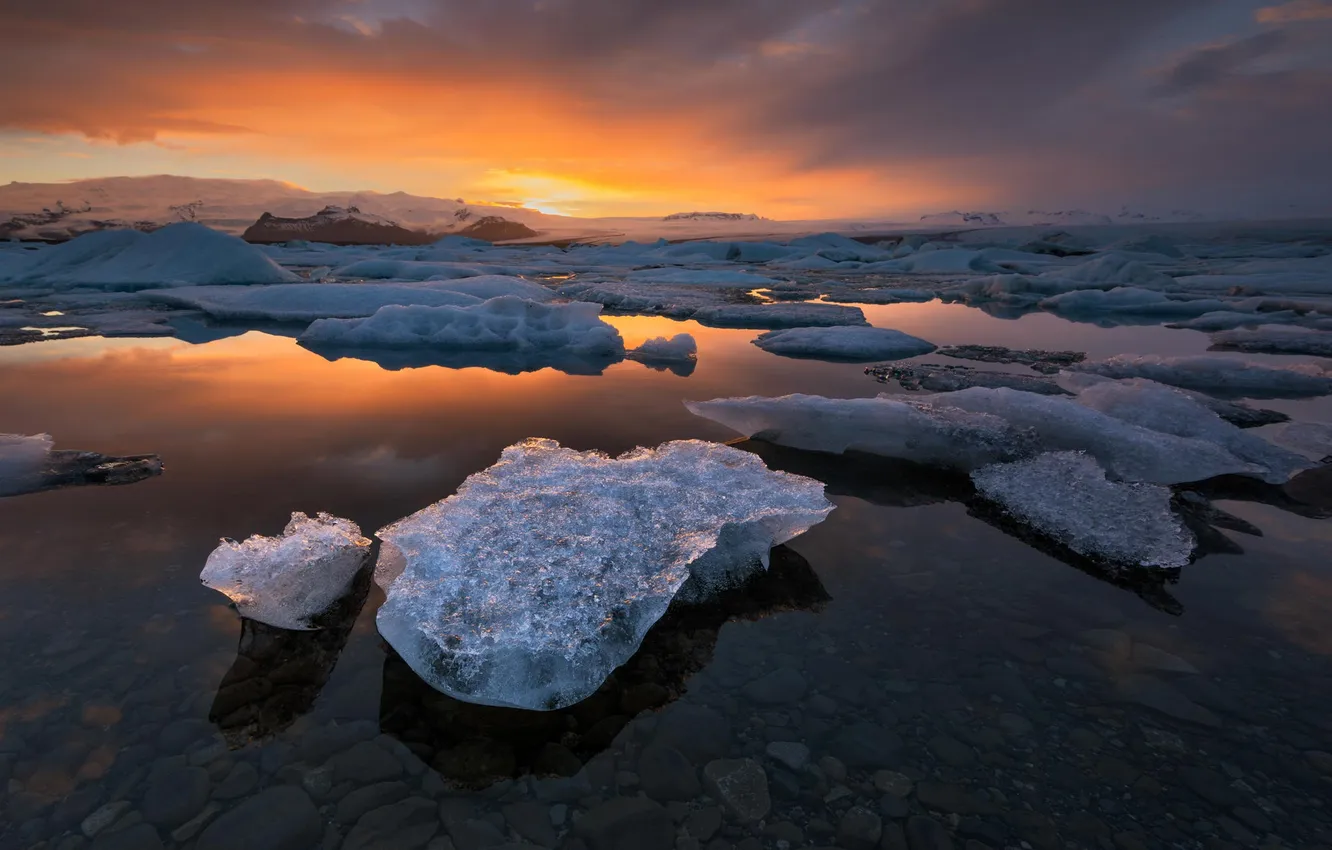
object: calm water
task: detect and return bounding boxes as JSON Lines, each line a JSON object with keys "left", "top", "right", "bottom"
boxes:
{"left": 2, "top": 303, "right": 1331, "bottom": 850}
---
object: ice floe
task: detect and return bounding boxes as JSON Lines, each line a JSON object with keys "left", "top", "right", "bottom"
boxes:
{"left": 0, "top": 224, "right": 297, "bottom": 288}
{"left": 299, "top": 296, "right": 625, "bottom": 356}
{"left": 1210, "top": 325, "right": 1332, "bottom": 357}
{"left": 1264, "top": 422, "right": 1332, "bottom": 462}
{"left": 868, "top": 364, "right": 1069, "bottom": 395}
{"left": 1, "top": 433, "right": 163, "bottom": 497}
{"left": 372, "top": 438, "right": 834, "bottom": 709}
{"left": 1072, "top": 354, "right": 1332, "bottom": 399}
{"left": 972, "top": 452, "right": 1194, "bottom": 569}
{"left": 753, "top": 326, "right": 936, "bottom": 362}
{"left": 628, "top": 333, "right": 697, "bottom": 364}
{"left": 200, "top": 512, "right": 372, "bottom": 630}
{"left": 691, "top": 303, "right": 867, "bottom": 329}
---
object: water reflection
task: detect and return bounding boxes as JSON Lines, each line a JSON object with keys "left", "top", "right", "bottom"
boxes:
{"left": 210, "top": 568, "right": 373, "bottom": 746}
{"left": 302, "top": 344, "right": 626, "bottom": 376}
{"left": 378, "top": 545, "right": 829, "bottom": 787}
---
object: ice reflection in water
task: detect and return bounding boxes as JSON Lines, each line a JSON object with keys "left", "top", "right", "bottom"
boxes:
{"left": 0, "top": 305, "right": 1330, "bottom": 850}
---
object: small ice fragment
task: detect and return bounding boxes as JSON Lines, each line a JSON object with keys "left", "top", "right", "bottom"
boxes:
{"left": 628, "top": 333, "right": 697, "bottom": 363}
{"left": 373, "top": 438, "right": 833, "bottom": 710}
{"left": 200, "top": 512, "right": 372, "bottom": 630}
{"left": 971, "top": 452, "right": 1195, "bottom": 568}
{"left": 0, "top": 433, "right": 54, "bottom": 497}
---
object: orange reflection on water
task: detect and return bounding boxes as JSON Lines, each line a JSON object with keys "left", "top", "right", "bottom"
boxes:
{"left": 1265, "top": 570, "right": 1332, "bottom": 656}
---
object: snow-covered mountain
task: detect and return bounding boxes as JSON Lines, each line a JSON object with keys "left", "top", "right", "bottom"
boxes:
{"left": 0, "top": 176, "right": 564, "bottom": 242}
{"left": 662, "top": 211, "right": 765, "bottom": 222}
{"left": 920, "top": 208, "right": 1210, "bottom": 228}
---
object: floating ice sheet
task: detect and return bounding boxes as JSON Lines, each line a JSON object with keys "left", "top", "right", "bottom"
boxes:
{"left": 1072, "top": 354, "right": 1332, "bottom": 399}
{"left": 1210, "top": 325, "right": 1332, "bottom": 357}
{"left": 628, "top": 333, "right": 697, "bottom": 363}
{"left": 753, "top": 326, "right": 936, "bottom": 362}
{"left": 200, "top": 512, "right": 372, "bottom": 630}
{"left": 0, "top": 433, "right": 54, "bottom": 497}
{"left": 299, "top": 296, "right": 625, "bottom": 356}
{"left": 1071, "top": 378, "right": 1310, "bottom": 483}
{"left": 686, "top": 394, "right": 1034, "bottom": 470}
{"left": 972, "top": 452, "right": 1194, "bottom": 569}
{"left": 373, "top": 438, "right": 833, "bottom": 710}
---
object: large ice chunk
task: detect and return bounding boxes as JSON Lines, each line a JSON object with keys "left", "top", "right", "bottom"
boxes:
{"left": 200, "top": 512, "right": 372, "bottom": 630}
{"left": 685, "top": 394, "right": 1035, "bottom": 470}
{"left": 972, "top": 452, "right": 1194, "bottom": 568}
{"left": 913, "top": 387, "right": 1260, "bottom": 484}
{"left": 373, "top": 438, "right": 834, "bottom": 710}
{"left": 143, "top": 282, "right": 483, "bottom": 321}
{"left": 1039, "top": 287, "right": 1229, "bottom": 318}
{"left": 299, "top": 296, "right": 625, "bottom": 356}
{"left": 753, "top": 326, "right": 936, "bottom": 361}
{"left": 1071, "top": 378, "right": 1311, "bottom": 483}
{"left": 1072, "top": 354, "right": 1332, "bottom": 399}
{"left": 0, "top": 223, "right": 298, "bottom": 288}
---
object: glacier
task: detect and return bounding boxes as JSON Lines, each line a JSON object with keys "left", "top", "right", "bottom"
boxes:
{"left": 372, "top": 438, "right": 833, "bottom": 710}
{"left": 200, "top": 512, "right": 373, "bottom": 630}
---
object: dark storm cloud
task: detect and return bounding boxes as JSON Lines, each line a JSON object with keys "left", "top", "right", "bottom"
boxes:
{"left": 1, "top": 0, "right": 1329, "bottom": 212}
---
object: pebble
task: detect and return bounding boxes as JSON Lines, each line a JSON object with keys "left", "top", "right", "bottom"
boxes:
{"left": 702, "top": 758, "right": 771, "bottom": 823}
{"left": 828, "top": 722, "right": 903, "bottom": 769}
{"left": 875, "top": 770, "right": 915, "bottom": 797}
{"left": 142, "top": 764, "right": 210, "bottom": 827}
{"left": 837, "top": 806, "right": 883, "bottom": 850}
{"left": 743, "top": 667, "right": 807, "bottom": 704}
{"left": 765, "top": 741, "right": 810, "bottom": 772}
{"left": 195, "top": 786, "right": 322, "bottom": 850}
{"left": 82, "top": 801, "right": 133, "bottom": 838}
{"left": 639, "top": 746, "right": 699, "bottom": 802}
{"left": 818, "top": 755, "right": 847, "bottom": 782}
{"left": 905, "top": 815, "right": 952, "bottom": 850}
{"left": 573, "top": 797, "right": 673, "bottom": 850}
{"left": 343, "top": 797, "right": 438, "bottom": 850}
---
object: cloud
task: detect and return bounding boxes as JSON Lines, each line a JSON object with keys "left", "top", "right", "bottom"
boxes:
{"left": 0, "top": 0, "right": 1329, "bottom": 215}
{"left": 1256, "top": 0, "right": 1332, "bottom": 22}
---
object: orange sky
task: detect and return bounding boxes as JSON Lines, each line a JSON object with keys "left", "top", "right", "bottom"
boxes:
{"left": 2, "top": 1, "right": 1330, "bottom": 218}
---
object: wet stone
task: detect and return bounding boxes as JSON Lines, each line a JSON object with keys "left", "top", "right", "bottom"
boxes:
{"left": 195, "top": 786, "right": 322, "bottom": 850}
{"left": 764, "top": 741, "right": 809, "bottom": 772}
{"left": 344, "top": 797, "right": 438, "bottom": 850}
{"left": 917, "top": 781, "right": 975, "bottom": 814}
{"left": 880, "top": 792, "right": 910, "bottom": 819}
{"left": 686, "top": 807, "right": 722, "bottom": 842}
{"left": 1004, "top": 811, "right": 1059, "bottom": 850}
{"left": 574, "top": 797, "right": 673, "bottom": 850}
{"left": 142, "top": 764, "right": 210, "bottom": 827}
{"left": 928, "top": 735, "right": 975, "bottom": 766}
{"left": 1131, "top": 644, "right": 1199, "bottom": 675}
{"left": 336, "top": 781, "right": 410, "bottom": 824}
{"left": 829, "top": 722, "right": 903, "bottom": 769}
{"left": 875, "top": 770, "right": 915, "bottom": 797}
{"left": 653, "top": 705, "right": 732, "bottom": 762}
{"left": 328, "top": 741, "right": 404, "bottom": 784}
{"left": 997, "top": 713, "right": 1032, "bottom": 737}
{"left": 90, "top": 824, "right": 165, "bottom": 850}
{"left": 212, "top": 761, "right": 258, "bottom": 800}
{"left": 504, "top": 800, "right": 559, "bottom": 847}
{"left": 905, "top": 815, "right": 952, "bottom": 850}
{"left": 837, "top": 806, "right": 883, "bottom": 850}
{"left": 83, "top": 801, "right": 133, "bottom": 838}
{"left": 1117, "top": 675, "right": 1221, "bottom": 727}
{"left": 157, "top": 719, "right": 210, "bottom": 754}
{"left": 703, "top": 758, "right": 770, "bottom": 823}
{"left": 1180, "top": 767, "right": 1245, "bottom": 807}
{"left": 818, "top": 754, "right": 848, "bottom": 782}
{"left": 742, "top": 667, "right": 807, "bottom": 705}
{"left": 638, "top": 745, "right": 700, "bottom": 802}
{"left": 1306, "top": 751, "right": 1332, "bottom": 775}
{"left": 170, "top": 801, "right": 221, "bottom": 843}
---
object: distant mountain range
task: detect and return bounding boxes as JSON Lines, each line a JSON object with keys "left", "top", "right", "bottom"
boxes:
{"left": 662, "top": 211, "right": 765, "bottom": 222}
{"left": 918, "top": 207, "right": 1210, "bottom": 227}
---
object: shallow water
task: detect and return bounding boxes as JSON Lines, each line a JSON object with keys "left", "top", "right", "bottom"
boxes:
{"left": 2, "top": 303, "right": 1330, "bottom": 850}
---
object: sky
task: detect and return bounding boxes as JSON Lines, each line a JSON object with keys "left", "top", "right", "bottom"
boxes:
{"left": 1, "top": 0, "right": 1330, "bottom": 219}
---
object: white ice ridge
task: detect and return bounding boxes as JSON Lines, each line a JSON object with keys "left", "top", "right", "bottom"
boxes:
{"left": 972, "top": 452, "right": 1195, "bottom": 569}
{"left": 753, "top": 326, "right": 936, "bottom": 362}
{"left": 0, "top": 433, "right": 54, "bottom": 497}
{"left": 1071, "top": 354, "right": 1332, "bottom": 399}
{"left": 0, "top": 223, "right": 297, "bottom": 288}
{"left": 628, "top": 333, "right": 697, "bottom": 363}
{"left": 687, "top": 388, "right": 1276, "bottom": 485}
{"left": 1070, "top": 378, "right": 1311, "bottom": 483}
{"left": 373, "top": 438, "right": 834, "bottom": 710}
{"left": 299, "top": 296, "right": 625, "bottom": 356}
{"left": 685, "top": 394, "right": 1035, "bottom": 471}
{"left": 1210, "top": 325, "right": 1332, "bottom": 357}
{"left": 200, "top": 512, "right": 372, "bottom": 630}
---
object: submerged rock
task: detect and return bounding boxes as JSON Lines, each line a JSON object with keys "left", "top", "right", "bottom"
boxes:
{"left": 200, "top": 512, "right": 372, "bottom": 630}
{"left": 972, "top": 452, "right": 1194, "bottom": 568}
{"left": 868, "top": 363, "right": 1070, "bottom": 395}
{"left": 935, "top": 344, "right": 1086, "bottom": 373}
{"left": 374, "top": 438, "right": 833, "bottom": 710}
